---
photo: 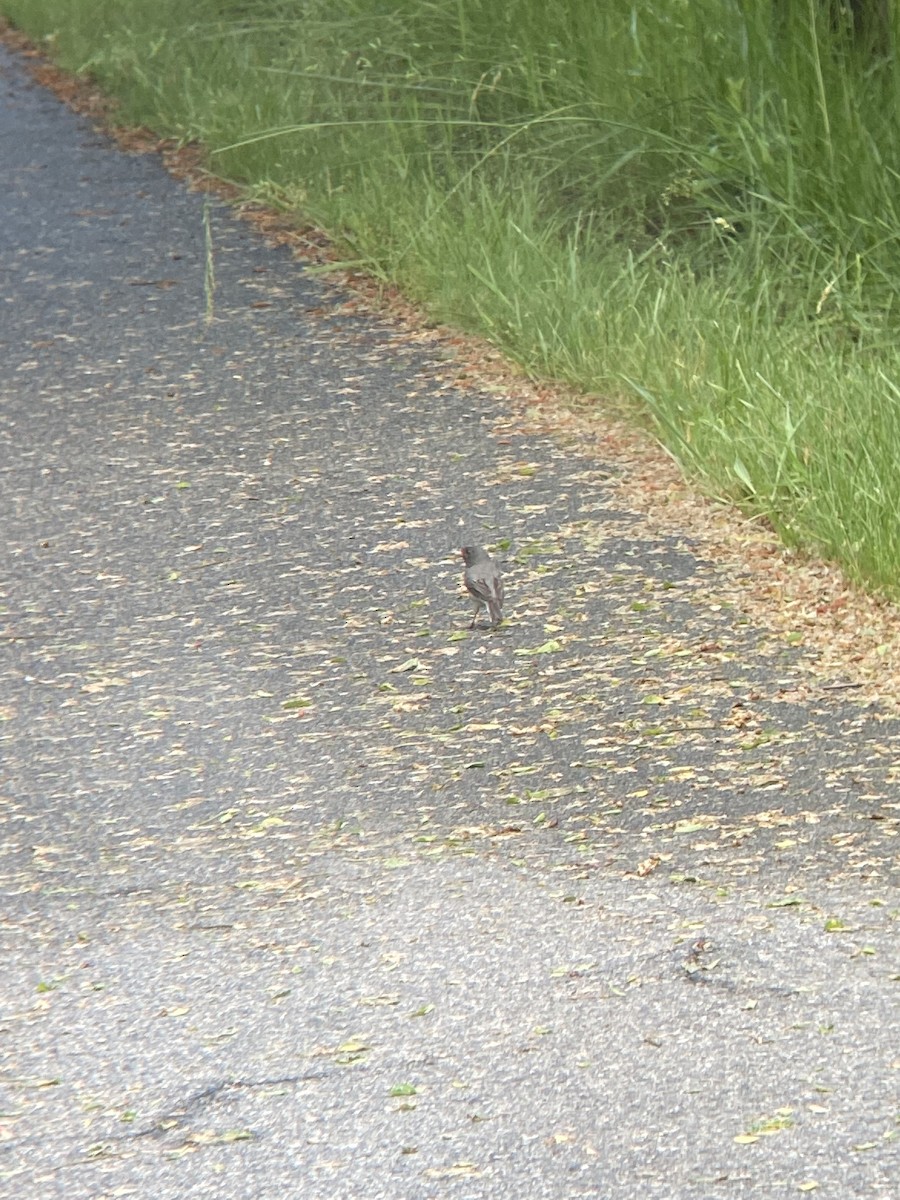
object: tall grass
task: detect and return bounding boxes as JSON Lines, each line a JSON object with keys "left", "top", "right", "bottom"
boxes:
{"left": 6, "top": 0, "right": 900, "bottom": 591}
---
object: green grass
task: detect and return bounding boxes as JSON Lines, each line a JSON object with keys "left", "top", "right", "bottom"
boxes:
{"left": 6, "top": 0, "right": 900, "bottom": 592}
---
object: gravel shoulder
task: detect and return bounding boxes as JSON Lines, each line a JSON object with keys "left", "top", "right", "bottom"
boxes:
{"left": 0, "top": 40, "right": 897, "bottom": 1200}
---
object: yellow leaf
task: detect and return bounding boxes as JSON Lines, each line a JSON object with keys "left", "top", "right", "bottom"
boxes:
{"left": 337, "top": 1038, "right": 368, "bottom": 1054}
{"left": 248, "top": 816, "right": 287, "bottom": 833}
{"left": 389, "top": 658, "right": 421, "bottom": 673}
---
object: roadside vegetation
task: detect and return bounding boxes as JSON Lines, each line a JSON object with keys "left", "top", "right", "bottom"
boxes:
{"left": 6, "top": 0, "right": 900, "bottom": 593}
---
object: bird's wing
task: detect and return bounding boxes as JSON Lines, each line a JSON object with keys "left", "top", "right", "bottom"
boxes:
{"left": 468, "top": 567, "right": 503, "bottom": 606}
{"left": 465, "top": 569, "right": 494, "bottom": 602}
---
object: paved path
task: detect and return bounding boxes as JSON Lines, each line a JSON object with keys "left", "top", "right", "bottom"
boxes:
{"left": 1, "top": 43, "right": 897, "bottom": 1200}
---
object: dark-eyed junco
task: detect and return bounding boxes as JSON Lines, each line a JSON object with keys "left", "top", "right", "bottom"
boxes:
{"left": 461, "top": 545, "right": 504, "bottom": 629}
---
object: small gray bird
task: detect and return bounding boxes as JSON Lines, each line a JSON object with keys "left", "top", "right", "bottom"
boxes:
{"left": 461, "top": 545, "right": 504, "bottom": 629}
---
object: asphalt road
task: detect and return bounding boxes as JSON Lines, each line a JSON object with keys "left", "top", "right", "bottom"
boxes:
{"left": 1, "top": 41, "right": 897, "bottom": 1200}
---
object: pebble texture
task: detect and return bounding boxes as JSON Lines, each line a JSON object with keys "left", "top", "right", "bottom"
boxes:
{"left": 0, "top": 43, "right": 897, "bottom": 1200}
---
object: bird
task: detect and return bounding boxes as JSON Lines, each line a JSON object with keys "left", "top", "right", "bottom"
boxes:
{"left": 461, "top": 545, "right": 504, "bottom": 629}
